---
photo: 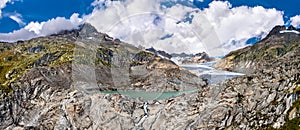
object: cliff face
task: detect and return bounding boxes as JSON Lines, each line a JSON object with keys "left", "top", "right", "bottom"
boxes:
{"left": 0, "top": 24, "right": 299, "bottom": 130}
{"left": 214, "top": 25, "right": 300, "bottom": 74}
{"left": 204, "top": 47, "right": 300, "bottom": 129}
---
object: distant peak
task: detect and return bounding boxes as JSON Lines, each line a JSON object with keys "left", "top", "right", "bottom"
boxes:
{"left": 287, "top": 25, "right": 296, "bottom": 30}
{"left": 79, "top": 23, "right": 99, "bottom": 34}
{"left": 266, "top": 25, "right": 300, "bottom": 38}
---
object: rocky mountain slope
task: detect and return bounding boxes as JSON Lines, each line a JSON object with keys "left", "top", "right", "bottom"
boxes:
{"left": 214, "top": 25, "right": 300, "bottom": 74}
{"left": 0, "top": 24, "right": 206, "bottom": 129}
{"left": 0, "top": 24, "right": 205, "bottom": 93}
{"left": 0, "top": 24, "right": 299, "bottom": 129}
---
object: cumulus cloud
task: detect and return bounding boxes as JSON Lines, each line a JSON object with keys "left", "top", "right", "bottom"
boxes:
{"left": 87, "top": 0, "right": 284, "bottom": 56}
{"left": 0, "top": 0, "right": 285, "bottom": 56}
{"left": 290, "top": 15, "right": 300, "bottom": 28}
{"left": 87, "top": 0, "right": 216, "bottom": 55}
{"left": 0, "top": 13, "right": 83, "bottom": 42}
{"left": 0, "top": 0, "right": 11, "bottom": 18}
{"left": 201, "top": 1, "right": 284, "bottom": 53}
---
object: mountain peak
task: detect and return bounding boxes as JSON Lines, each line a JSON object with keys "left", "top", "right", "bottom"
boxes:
{"left": 287, "top": 25, "right": 296, "bottom": 30}
{"left": 78, "top": 23, "right": 99, "bottom": 35}
{"left": 266, "top": 25, "right": 286, "bottom": 36}
{"left": 266, "top": 25, "right": 300, "bottom": 37}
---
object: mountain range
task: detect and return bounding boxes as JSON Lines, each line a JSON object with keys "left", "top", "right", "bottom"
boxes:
{"left": 0, "top": 24, "right": 299, "bottom": 129}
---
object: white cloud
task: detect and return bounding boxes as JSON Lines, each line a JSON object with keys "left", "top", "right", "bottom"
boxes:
{"left": 39, "top": 14, "right": 83, "bottom": 36}
{"left": 87, "top": 0, "right": 284, "bottom": 56}
{"left": 290, "top": 15, "right": 300, "bottom": 28}
{"left": 0, "top": 13, "right": 83, "bottom": 42}
{"left": 88, "top": 0, "right": 204, "bottom": 54}
{"left": 0, "top": 0, "right": 285, "bottom": 56}
{"left": 201, "top": 1, "right": 284, "bottom": 53}
{"left": 9, "top": 13, "right": 25, "bottom": 26}
{"left": 0, "top": 0, "right": 11, "bottom": 18}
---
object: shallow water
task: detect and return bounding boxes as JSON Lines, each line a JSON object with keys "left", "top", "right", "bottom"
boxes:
{"left": 98, "top": 60, "right": 243, "bottom": 100}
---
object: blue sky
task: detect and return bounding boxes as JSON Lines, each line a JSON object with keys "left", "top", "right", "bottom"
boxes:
{"left": 0, "top": 0, "right": 94, "bottom": 33}
{"left": 0, "top": 0, "right": 299, "bottom": 56}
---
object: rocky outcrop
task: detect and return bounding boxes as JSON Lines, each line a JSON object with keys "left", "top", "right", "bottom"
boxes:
{"left": 214, "top": 25, "right": 300, "bottom": 74}
{"left": 196, "top": 49, "right": 300, "bottom": 129}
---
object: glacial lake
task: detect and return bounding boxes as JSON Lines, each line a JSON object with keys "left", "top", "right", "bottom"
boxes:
{"left": 86, "top": 61, "right": 244, "bottom": 101}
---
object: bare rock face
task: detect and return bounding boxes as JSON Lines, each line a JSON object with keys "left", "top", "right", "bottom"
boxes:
{"left": 2, "top": 71, "right": 202, "bottom": 129}
{"left": 0, "top": 24, "right": 299, "bottom": 130}
{"left": 0, "top": 64, "right": 204, "bottom": 129}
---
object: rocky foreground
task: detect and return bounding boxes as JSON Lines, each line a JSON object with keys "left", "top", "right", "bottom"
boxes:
{"left": 0, "top": 25, "right": 299, "bottom": 129}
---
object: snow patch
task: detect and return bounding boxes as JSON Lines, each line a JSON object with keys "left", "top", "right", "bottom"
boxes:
{"left": 279, "top": 30, "right": 300, "bottom": 34}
